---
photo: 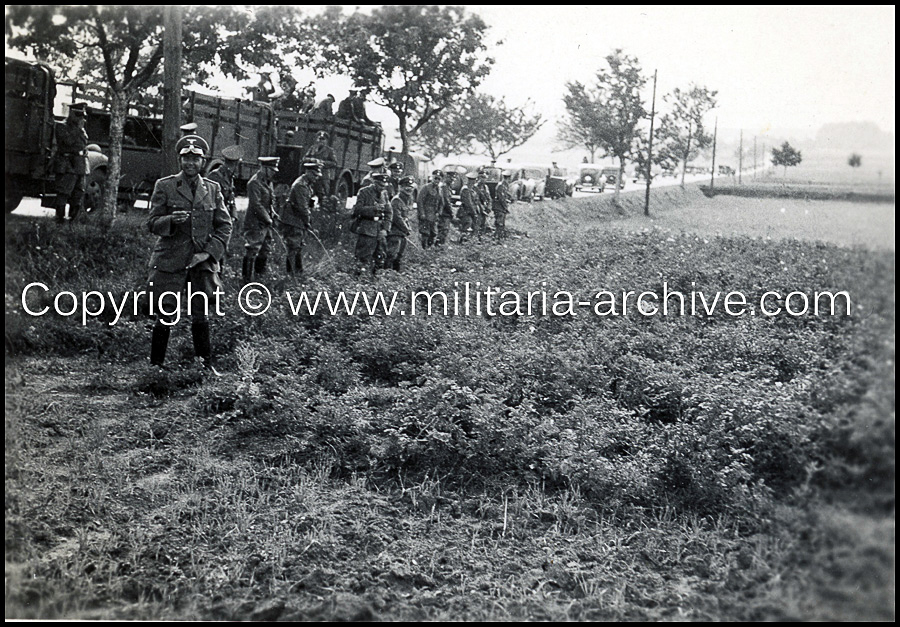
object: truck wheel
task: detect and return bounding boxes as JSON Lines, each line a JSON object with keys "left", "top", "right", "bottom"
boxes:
{"left": 6, "top": 188, "right": 24, "bottom": 213}
{"left": 335, "top": 178, "right": 351, "bottom": 211}
{"left": 84, "top": 168, "right": 107, "bottom": 213}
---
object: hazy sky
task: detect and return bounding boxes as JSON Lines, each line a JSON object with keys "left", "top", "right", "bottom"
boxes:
{"left": 469, "top": 5, "right": 895, "bottom": 136}
{"left": 7, "top": 5, "right": 895, "bottom": 145}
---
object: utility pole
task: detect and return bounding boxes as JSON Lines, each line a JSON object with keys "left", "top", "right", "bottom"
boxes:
{"left": 709, "top": 116, "right": 717, "bottom": 189}
{"left": 738, "top": 129, "right": 743, "bottom": 185}
{"left": 644, "top": 69, "right": 657, "bottom": 217}
{"left": 163, "top": 6, "right": 183, "bottom": 176}
{"left": 753, "top": 135, "right": 757, "bottom": 178}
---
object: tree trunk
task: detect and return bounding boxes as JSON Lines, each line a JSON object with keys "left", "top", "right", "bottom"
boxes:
{"left": 613, "top": 158, "right": 624, "bottom": 206}
{"left": 101, "top": 89, "right": 130, "bottom": 224}
{"left": 680, "top": 122, "right": 692, "bottom": 189}
{"left": 398, "top": 112, "right": 409, "bottom": 155}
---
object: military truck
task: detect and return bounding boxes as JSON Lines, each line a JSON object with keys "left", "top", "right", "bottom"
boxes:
{"left": 6, "top": 55, "right": 385, "bottom": 213}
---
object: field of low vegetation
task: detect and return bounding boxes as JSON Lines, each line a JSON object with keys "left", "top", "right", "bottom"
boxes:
{"left": 5, "top": 185, "right": 894, "bottom": 620}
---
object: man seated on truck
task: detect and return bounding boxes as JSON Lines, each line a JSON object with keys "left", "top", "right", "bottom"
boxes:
{"left": 53, "top": 102, "right": 89, "bottom": 223}
{"left": 336, "top": 90, "right": 358, "bottom": 121}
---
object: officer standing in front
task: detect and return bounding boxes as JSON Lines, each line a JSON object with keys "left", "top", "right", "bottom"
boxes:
{"left": 242, "top": 156, "right": 280, "bottom": 283}
{"left": 146, "top": 135, "right": 232, "bottom": 375}
{"left": 351, "top": 168, "right": 392, "bottom": 276}
{"left": 53, "top": 102, "right": 89, "bottom": 223}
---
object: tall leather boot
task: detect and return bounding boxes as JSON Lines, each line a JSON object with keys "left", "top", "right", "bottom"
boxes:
{"left": 150, "top": 321, "right": 171, "bottom": 367}
{"left": 191, "top": 319, "right": 221, "bottom": 376}
{"left": 294, "top": 252, "right": 304, "bottom": 275}
{"left": 55, "top": 196, "right": 67, "bottom": 223}
{"left": 254, "top": 255, "right": 268, "bottom": 277}
{"left": 392, "top": 258, "right": 402, "bottom": 272}
{"left": 242, "top": 256, "right": 254, "bottom": 283}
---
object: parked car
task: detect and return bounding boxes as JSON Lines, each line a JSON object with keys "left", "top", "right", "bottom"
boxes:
{"left": 574, "top": 165, "right": 605, "bottom": 193}
{"left": 718, "top": 165, "right": 735, "bottom": 176}
{"left": 601, "top": 166, "right": 626, "bottom": 190}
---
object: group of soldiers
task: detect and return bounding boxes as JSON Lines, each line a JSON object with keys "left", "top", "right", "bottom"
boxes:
{"left": 144, "top": 130, "right": 517, "bottom": 373}
{"left": 415, "top": 167, "right": 513, "bottom": 249}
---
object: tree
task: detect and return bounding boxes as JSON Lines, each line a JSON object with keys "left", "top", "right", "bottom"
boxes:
{"left": 657, "top": 84, "right": 718, "bottom": 187}
{"left": 416, "top": 92, "right": 543, "bottom": 162}
{"left": 559, "top": 49, "right": 647, "bottom": 204}
{"left": 558, "top": 82, "right": 606, "bottom": 163}
{"left": 308, "top": 5, "right": 494, "bottom": 154}
{"left": 771, "top": 141, "right": 802, "bottom": 177}
{"left": 6, "top": 6, "right": 307, "bottom": 221}
{"left": 848, "top": 153, "right": 862, "bottom": 168}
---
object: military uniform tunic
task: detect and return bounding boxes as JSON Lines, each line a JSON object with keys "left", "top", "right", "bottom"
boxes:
{"left": 147, "top": 172, "right": 232, "bottom": 299}
{"left": 244, "top": 171, "right": 276, "bottom": 257}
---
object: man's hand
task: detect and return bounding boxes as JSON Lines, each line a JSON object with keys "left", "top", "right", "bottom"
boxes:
{"left": 187, "top": 251, "right": 211, "bottom": 269}
{"left": 171, "top": 210, "right": 190, "bottom": 225}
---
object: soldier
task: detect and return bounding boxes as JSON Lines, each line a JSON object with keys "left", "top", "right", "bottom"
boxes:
{"left": 352, "top": 87, "right": 377, "bottom": 125}
{"left": 457, "top": 172, "right": 479, "bottom": 244}
{"left": 205, "top": 146, "right": 242, "bottom": 259}
{"left": 281, "top": 160, "right": 321, "bottom": 276}
{"left": 242, "top": 156, "right": 280, "bottom": 283}
{"left": 312, "top": 94, "right": 336, "bottom": 117}
{"left": 416, "top": 169, "right": 444, "bottom": 250}
{"left": 360, "top": 157, "right": 387, "bottom": 189}
{"left": 53, "top": 102, "right": 89, "bottom": 223}
{"left": 386, "top": 176, "right": 414, "bottom": 272}
{"left": 146, "top": 135, "right": 232, "bottom": 375}
{"left": 493, "top": 170, "right": 513, "bottom": 240}
{"left": 436, "top": 170, "right": 457, "bottom": 247}
{"left": 475, "top": 169, "right": 493, "bottom": 235}
{"left": 387, "top": 160, "right": 405, "bottom": 198}
{"left": 336, "top": 89, "right": 358, "bottom": 121}
{"left": 351, "top": 169, "right": 391, "bottom": 276}
{"left": 304, "top": 131, "right": 338, "bottom": 209}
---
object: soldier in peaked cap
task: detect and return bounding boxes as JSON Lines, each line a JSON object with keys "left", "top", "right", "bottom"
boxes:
{"left": 416, "top": 169, "right": 445, "bottom": 249}
{"left": 385, "top": 175, "right": 414, "bottom": 272}
{"left": 53, "top": 102, "right": 89, "bottom": 223}
{"left": 351, "top": 167, "right": 392, "bottom": 276}
{"left": 146, "top": 134, "right": 232, "bottom": 375}
{"left": 242, "top": 156, "right": 280, "bottom": 282}
{"left": 304, "top": 131, "right": 338, "bottom": 209}
{"left": 387, "top": 160, "right": 405, "bottom": 198}
{"left": 457, "top": 171, "right": 479, "bottom": 244}
{"left": 360, "top": 156, "right": 387, "bottom": 189}
{"left": 493, "top": 170, "right": 514, "bottom": 240}
{"left": 205, "top": 145, "right": 242, "bottom": 260}
{"left": 281, "top": 160, "right": 322, "bottom": 276}
{"left": 475, "top": 168, "right": 493, "bottom": 236}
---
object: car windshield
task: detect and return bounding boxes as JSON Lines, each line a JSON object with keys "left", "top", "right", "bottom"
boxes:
{"left": 580, "top": 167, "right": 602, "bottom": 176}
{"left": 601, "top": 168, "right": 619, "bottom": 176}
{"left": 523, "top": 168, "right": 545, "bottom": 179}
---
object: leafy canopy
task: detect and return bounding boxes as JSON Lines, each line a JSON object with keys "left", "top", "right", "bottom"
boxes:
{"left": 771, "top": 141, "right": 803, "bottom": 170}
{"left": 416, "top": 92, "right": 543, "bottom": 161}
{"left": 308, "top": 5, "right": 495, "bottom": 152}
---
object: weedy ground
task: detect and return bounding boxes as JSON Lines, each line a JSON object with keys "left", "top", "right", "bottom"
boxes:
{"left": 5, "top": 185, "right": 894, "bottom": 620}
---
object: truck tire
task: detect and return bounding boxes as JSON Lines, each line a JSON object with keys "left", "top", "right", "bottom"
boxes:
{"left": 334, "top": 177, "right": 351, "bottom": 212}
